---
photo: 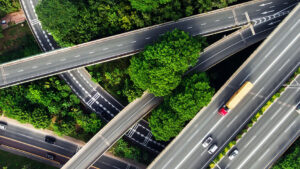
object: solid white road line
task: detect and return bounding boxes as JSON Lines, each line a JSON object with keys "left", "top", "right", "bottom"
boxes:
{"left": 236, "top": 106, "right": 296, "bottom": 169}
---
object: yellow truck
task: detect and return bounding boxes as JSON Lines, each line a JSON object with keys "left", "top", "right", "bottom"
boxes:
{"left": 218, "top": 81, "right": 254, "bottom": 116}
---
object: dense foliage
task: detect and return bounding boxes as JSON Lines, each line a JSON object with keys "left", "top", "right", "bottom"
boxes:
{"left": 0, "top": 0, "right": 20, "bottom": 17}
{"left": 0, "top": 77, "right": 102, "bottom": 137}
{"left": 110, "top": 139, "right": 152, "bottom": 164}
{"left": 149, "top": 73, "right": 214, "bottom": 141}
{"left": 36, "top": 0, "right": 237, "bottom": 47}
{"left": 272, "top": 139, "right": 300, "bottom": 169}
{"left": 129, "top": 0, "right": 172, "bottom": 12}
{"left": 129, "top": 29, "right": 205, "bottom": 96}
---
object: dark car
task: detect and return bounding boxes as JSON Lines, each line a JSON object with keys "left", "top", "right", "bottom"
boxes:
{"left": 45, "top": 136, "right": 56, "bottom": 144}
{"left": 296, "top": 103, "right": 300, "bottom": 113}
{"left": 46, "top": 153, "right": 55, "bottom": 160}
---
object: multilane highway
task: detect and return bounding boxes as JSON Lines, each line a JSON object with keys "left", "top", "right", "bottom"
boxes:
{"left": 0, "top": 120, "right": 141, "bottom": 169}
{"left": 215, "top": 75, "right": 300, "bottom": 169}
{"left": 19, "top": 0, "right": 167, "bottom": 154}
{"left": 60, "top": 3, "right": 298, "bottom": 169}
{"left": 148, "top": 3, "right": 300, "bottom": 169}
{"left": 0, "top": 0, "right": 295, "bottom": 89}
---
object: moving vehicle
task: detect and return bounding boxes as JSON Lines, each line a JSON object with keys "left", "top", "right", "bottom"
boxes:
{"left": 228, "top": 148, "right": 239, "bottom": 160}
{"left": 202, "top": 136, "right": 213, "bottom": 148}
{"left": 219, "top": 81, "right": 254, "bottom": 116}
{"left": 45, "top": 136, "right": 56, "bottom": 144}
{"left": 0, "top": 122, "right": 7, "bottom": 130}
{"left": 46, "top": 153, "right": 55, "bottom": 160}
{"left": 208, "top": 144, "right": 218, "bottom": 154}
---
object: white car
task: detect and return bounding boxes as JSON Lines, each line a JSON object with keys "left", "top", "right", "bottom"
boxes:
{"left": 208, "top": 144, "right": 218, "bottom": 154}
{"left": 0, "top": 122, "right": 7, "bottom": 130}
{"left": 228, "top": 149, "right": 239, "bottom": 160}
{"left": 202, "top": 136, "right": 213, "bottom": 148}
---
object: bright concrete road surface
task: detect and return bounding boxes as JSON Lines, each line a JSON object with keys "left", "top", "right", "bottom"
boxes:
{"left": 215, "top": 75, "right": 300, "bottom": 169}
{"left": 0, "top": 120, "right": 141, "bottom": 169}
{"left": 0, "top": 0, "right": 295, "bottom": 88}
{"left": 20, "top": 0, "right": 166, "bottom": 154}
{"left": 62, "top": 92, "right": 162, "bottom": 169}
{"left": 148, "top": 3, "right": 300, "bottom": 169}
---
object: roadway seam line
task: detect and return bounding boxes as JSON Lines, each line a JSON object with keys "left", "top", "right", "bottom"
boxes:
{"left": 202, "top": 65, "right": 300, "bottom": 169}
{"left": 0, "top": 144, "right": 61, "bottom": 165}
{"left": 232, "top": 9, "right": 239, "bottom": 26}
{"left": 97, "top": 134, "right": 110, "bottom": 146}
{"left": 0, "top": 135, "right": 70, "bottom": 159}
{"left": 0, "top": 66, "right": 7, "bottom": 84}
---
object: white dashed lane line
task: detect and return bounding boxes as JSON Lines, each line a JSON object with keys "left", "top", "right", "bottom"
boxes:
{"left": 215, "top": 19, "right": 220, "bottom": 22}
{"left": 145, "top": 37, "right": 151, "bottom": 40}
{"left": 102, "top": 48, "right": 109, "bottom": 51}
{"left": 32, "top": 66, "right": 38, "bottom": 69}
{"left": 74, "top": 55, "right": 81, "bottom": 58}
{"left": 17, "top": 69, "right": 24, "bottom": 73}
{"left": 187, "top": 26, "right": 193, "bottom": 29}
{"left": 60, "top": 58, "right": 66, "bottom": 61}
{"left": 201, "top": 23, "right": 207, "bottom": 25}
{"left": 130, "top": 41, "right": 136, "bottom": 43}
{"left": 117, "top": 44, "right": 123, "bottom": 47}
{"left": 89, "top": 51, "right": 94, "bottom": 54}
{"left": 46, "top": 62, "right": 52, "bottom": 65}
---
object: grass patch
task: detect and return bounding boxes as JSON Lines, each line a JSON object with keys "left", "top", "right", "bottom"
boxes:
{"left": 0, "top": 149, "right": 57, "bottom": 169}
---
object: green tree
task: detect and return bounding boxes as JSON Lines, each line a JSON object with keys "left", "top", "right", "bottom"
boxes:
{"left": 75, "top": 113, "right": 102, "bottom": 134}
{"left": 129, "top": 0, "right": 172, "bottom": 12}
{"left": 0, "top": 0, "right": 20, "bottom": 17}
{"left": 30, "top": 107, "right": 51, "bottom": 128}
{"left": 129, "top": 29, "right": 205, "bottom": 96}
{"left": 149, "top": 73, "right": 214, "bottom": 141}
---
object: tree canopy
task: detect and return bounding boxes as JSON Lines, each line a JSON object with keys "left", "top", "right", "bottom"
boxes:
{"left": 129, "top": 29, "right": 205, "bottom": 96}
{"left": 129, "top": 0, "right": 172, "bottom": 12}
{"left": 149, "top": 73, "right": 214, "bottom": 141}
{"left": 35, "top": 0, "right": 237, "bottom": 47}
{"left": 0, "top": 0, "right": 20, "bottom": 17}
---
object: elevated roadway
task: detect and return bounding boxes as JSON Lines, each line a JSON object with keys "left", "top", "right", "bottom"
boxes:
{"left": 60, "top": 3, "right": 298, "bottom": 168}
{"left": 215, "top": 75, "right": 300, "bottom": 169}
{"left": 148, "top": 3, "right": 300, "bottom": 169}
{"left": 0, "top": 0, "right": 295, "bottom": 88}
{"left": 19, "top": 0, "right": 166, "bottom": 154}
{"left": 61, "top": 92, "right": 162, "bottom": 169}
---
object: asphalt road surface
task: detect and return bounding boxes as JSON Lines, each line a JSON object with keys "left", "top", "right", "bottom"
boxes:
{"left": 0, "top": 0, "right": 296, "bottom": 89}
{"left": 215, "top": 75, "right": 300, "bottom": 169}
{"left": 148, "top": 3, "right": 300, "bottom": 169}
{"left": 19, "top": 0, "right": 167, "bottom": 154}
{"left": 62, "top": 92, "right": 162, "bottom": 169}
{"left": 0, "top": 121, "right": 140, "bottom": 169}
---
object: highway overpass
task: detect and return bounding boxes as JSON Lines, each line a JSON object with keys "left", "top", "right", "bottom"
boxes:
{"left": 0, "top": 0, "right": 295, "bottom": 89}
{"left": 60, "top": 3, "right": 298, "bottom": 168}
{"left": 148, "top": 2, "right": 300, "bottom": 169}
{"left": 215, "top": 75, "right": 300, "bottom": 169}
{"left": 20, "top": 0, "right": 167, "bottom": 154}
{"left": 61, "top": 92, "right": 162, "bottom": 169}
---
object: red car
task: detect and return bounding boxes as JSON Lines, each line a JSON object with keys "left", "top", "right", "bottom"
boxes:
{"left": 218, "top": 106, "right": 228, "bottom": 116}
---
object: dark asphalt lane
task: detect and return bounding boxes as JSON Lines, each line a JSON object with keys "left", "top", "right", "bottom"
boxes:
{"left": 0, "top": 0, "right": 296, "bottom": 88}
{"left": 148, "top": 3, "right": 300, "bottom": 169}
{"left": 216, "top": 76, "right": 300, "bottom": 169}
{"left": 0, "top": 121, "right": 141, "bottom": 169}
{"left": 62, "top": 92, "right": 162, "bottom": 169}
{"left": 19, "top": 0, "right": 166, "bottom": 154}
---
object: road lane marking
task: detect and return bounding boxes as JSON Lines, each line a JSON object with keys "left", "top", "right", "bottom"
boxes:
{"left": 145, "top": 37, "right": 151, "bottom": 40}
{"left": 215, "top": 20, "right": 220, "bottom": 22}
{"left": 130, "top": 41, "right": 136, "bottom": 43}
{"left": 60, "top": 58, "right": 66, "bottom": 61}
{"left": 102, "top": 47, "right": 109, "bottom": 51}
{"left": 117, "top": 44, "right": 123, "bottom": 47}
{"left": 0, "top": 135, "right": 70, "bottom": 159}
{"left": 236, "top": 106, "right": 296, "bottom": 169}
{"left": 187, "top": 26, "right": 193, "bottom": 29}
{"left": 46, "top": 62, "right": 52, "bottom": 65}
{"left": 89, "top": 51, "right": 94, "bottom": 54}
{"left": 284, "top": 121, "right": 296, "bottom": 133}
{"left": 258, "top": 148, "right": 270, "bottom": 161}
{"left": 74, "top": 55, "right": 80, "bottom": 58}
{"left": 32, "top": 66, "right": 38, "bottom": 69}
{"left": 254, "top": 33, "right": 300, "bottom": 84}
{"left": 17, "top": 69, "right": 24, "bottom": 72}
{"left": 270, "top": 107, "right": 282, "bottom": 120}
{"left": 226, "top": 115, "right": 239, "bottom": 128}
{"left": 244, "top": 135, "right": 256, "bottom": 148}
{"left": 278, "top": 58, "right": 291, "bottom": 71}
{"left": 201, "top": 23, "right": 207, "bottom": 26}
{"left": 0, "top": 66, "right": 7, "bottom": 84}
{"left": 1, "top": 144, "right": 61, "bottom": 165}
